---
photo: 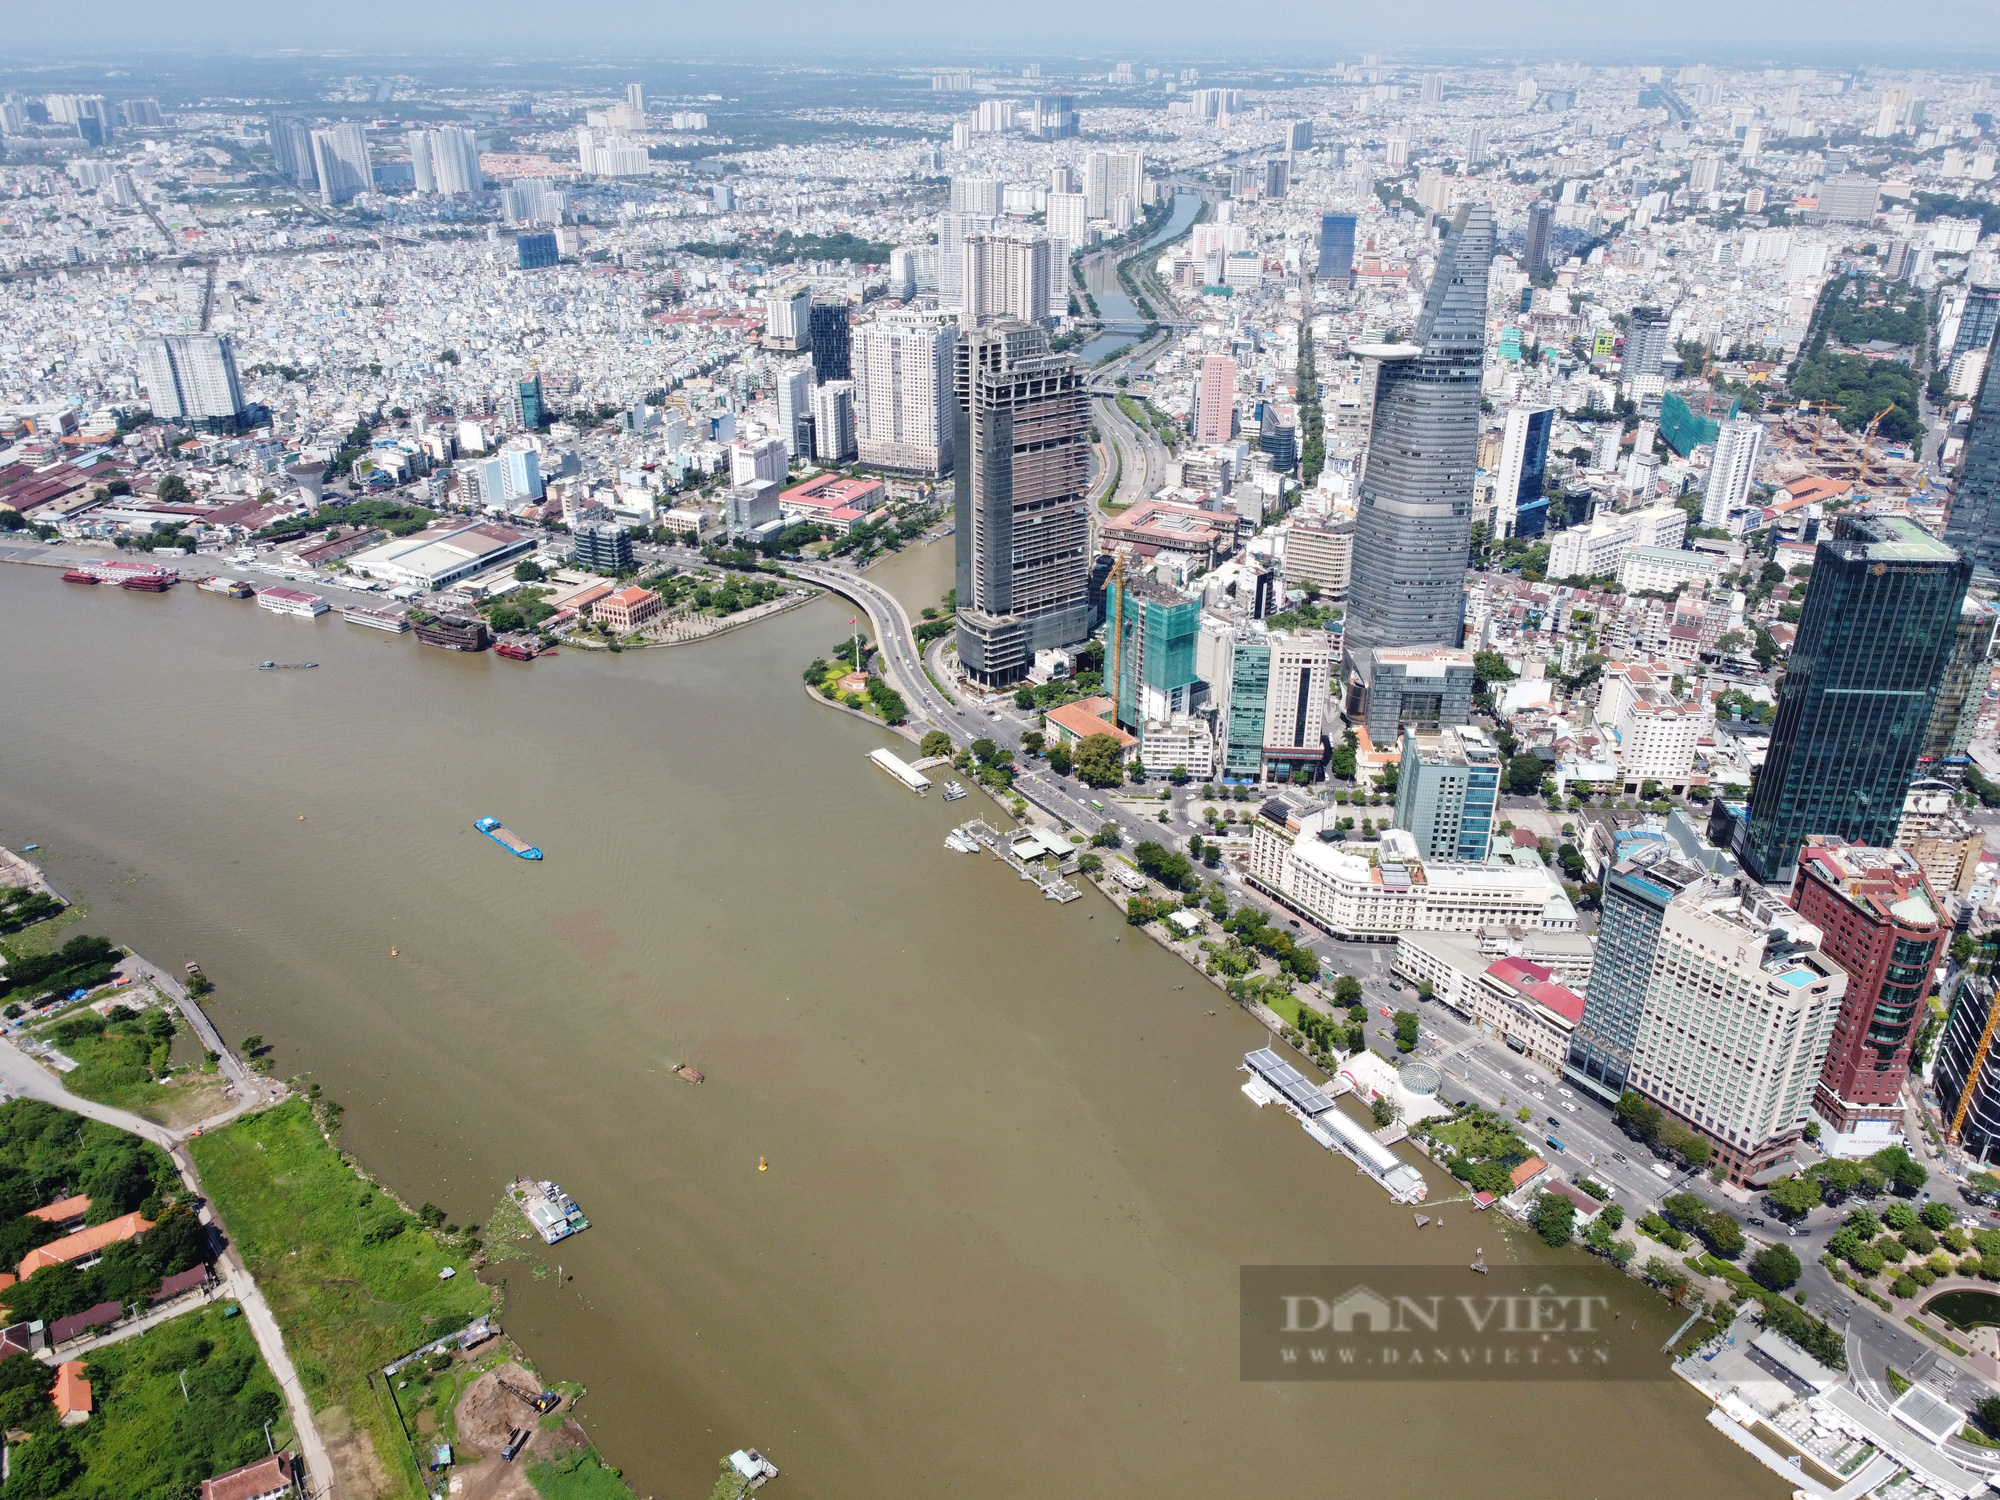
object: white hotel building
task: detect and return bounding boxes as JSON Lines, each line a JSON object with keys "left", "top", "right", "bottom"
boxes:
{"left": 1248, "top": 814, "right": 1576, "bottom": 942}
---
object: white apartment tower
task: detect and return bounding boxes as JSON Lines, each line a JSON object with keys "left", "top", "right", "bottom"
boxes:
{"left": 1703, "top": 417, "right": 1765, "bottom": 526}
{"left": 854, "top": 309, "right": 957, "bottom": 476}
{"left": 1046, "top": 192, "right": 1090, "bottom": 249}
{"left": 137, "top": 334, "right": 246, "bottom": 422}
{"left": 774, "top": 362, "right": 815, "bottom": 458}
{"left": 310, "top": 124, "right": 371, "bottom": 206}
{"left": 1624, "top": 875, "right": 1845, "bottom": 1184}
{"left": 765, "top": 285, "right": 811, "bottom": 351}
{"left": 961, "top": 233, "right": 1056, "bottom": 325}
{"left": 1084, "top": 149, "right": 1144, "bottom": 219}
{"left": 811, "top": 381, "right": 857, "bottom": 463}
{"left": 429, "top": 126, "right": 482, "bottom": 195}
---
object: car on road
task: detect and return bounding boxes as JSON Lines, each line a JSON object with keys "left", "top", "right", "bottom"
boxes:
{"left": 1747, "top": 1216, "right": 1766, "bottom": 1227}
{"left": 1612, "top": 1151, "right": 1627, "bottom": 1163}
{"left": 1547, "top": 1115, "right": 1559, "bottom": 1127}
{"left": 1561, "top": 1102, "right": 1578, "bottom": 1113}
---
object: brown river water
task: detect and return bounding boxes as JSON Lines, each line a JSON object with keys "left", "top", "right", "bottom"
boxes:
{"left": 0, "top": 548, "right": 1776, "bottom": 1499}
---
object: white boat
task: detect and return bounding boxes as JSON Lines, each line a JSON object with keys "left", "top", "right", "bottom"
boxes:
{"left": 941, "top": 780, "right": 968, "bottom": 801}
{"left": 944, "top": 829, "right": 980, "bottom": 853}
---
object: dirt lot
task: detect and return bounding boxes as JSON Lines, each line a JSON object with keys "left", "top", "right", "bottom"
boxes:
{"left": 449, "top": 1361, "right": 589, "bottom": 1500}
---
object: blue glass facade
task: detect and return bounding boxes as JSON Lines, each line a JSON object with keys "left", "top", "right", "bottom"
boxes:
{"left": 1317, "top": 214, "right": 1355, "bottom": 285}
{"left": 1738, "top": 514, "right": 1971, "bottom": 884}
{"left": 1223, "top": 637, "right": 1270, "bottom": 779}
{"left": 517, "top": 232, "right": 558, "bottom": 270}
{"left": 1564, "top": 847, "right": 1702, "bottom": 1101}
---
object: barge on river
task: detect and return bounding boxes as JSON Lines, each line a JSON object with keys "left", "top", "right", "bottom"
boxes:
{"left": 509, "top": 1179, "right": 589, "bottom": 1243}
{"left": 475, "top": 817, "right": 542, "bottom": 860}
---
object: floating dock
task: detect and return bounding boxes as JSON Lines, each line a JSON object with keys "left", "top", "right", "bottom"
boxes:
{"left": 476, "top": 817, "right": 543, "bottom": 860}
{"left": 869, "top": 747, "right": 931, "bottom": 794}
{"left": 1240, "top": 1048, "right": 1428, "bottom": 1202}
{"left": 952, "top": 820, "right": 1082, "bottom": 902}
{"left": 200, "top": 576, "right": 254, "bottom": 597}
{"left": 257, "top": 586, "right": 329, "bottom": 617}
{"left": 510, "top": 1179, "right": 589, "bottom": 1243}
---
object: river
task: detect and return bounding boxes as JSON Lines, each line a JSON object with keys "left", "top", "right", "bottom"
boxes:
{"left": 1076, "top": 192, "right": 1204, "bottom": 367}
{"left": 0, "top": 549, "right": 1776, "bottom": 1499}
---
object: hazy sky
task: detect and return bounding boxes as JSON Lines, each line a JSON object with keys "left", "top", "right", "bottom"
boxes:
{"left": 6, "top": 0, "right": 1998, "bottom": 60}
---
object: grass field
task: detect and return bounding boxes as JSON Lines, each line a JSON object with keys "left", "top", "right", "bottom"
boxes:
{"left": 13, "top": 1301, "right": 291, "bottom": 1500}
{"left": 26, "top": 997, "right": 227, "bottom": 1124}
{"left": 0, "top": 908, "right": 87, "bottom": 964}
{"left": 190, "top": 1101, "right": 493, "bottom": 1500}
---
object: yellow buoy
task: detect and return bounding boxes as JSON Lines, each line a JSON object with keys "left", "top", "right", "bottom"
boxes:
{"left": 758, "top": 1157, "right": 768, "bottom": 1172}
{"left": 390, "top": 948, "right": 399, "bottom": 958}
{"left": 298, "top": 814, "right": 306, "bottom": 821}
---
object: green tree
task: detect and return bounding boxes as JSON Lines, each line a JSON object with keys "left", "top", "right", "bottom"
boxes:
{"left": 1393, "top": 1011, "right": 1419, "bottom": 1053}
{"left": 1765, "top": 1175, "right": 1822, "bottom": 1219}
{"left": 513, "top": 560, "right": 545, "bottom": 582}
{"left": 1074, "top": 733, "right": 1128, "bottom": 789}
{"left": 1871, "top": 1145, "right": 1929, "bottom": 1195}
{"left": 1472, "top": 651, "right": 1517, "bottom": 690}
{"left": 1699, "top": 1208, "right": 1746, "bottom": 1259}
{"left": 1046, "top": 743, "right": 1072, "bottom": 776}
{"left": 1977, "top": 1398, "right": 2000, "bottom": 1441}
{"left": 1505, "top": 754, "right": 1546, "bottom": 795}
{"left": 1529, "top": 1192, "right": 1576, "bottom": 1247}
{"left": 1092, "top": 822, "right": 1122, "bottom": 849}
{"left": 154, "top": 474, "right": 190, "bottom": 505}
{"left": 920, "top": 729, "right": 953, "bottom": 758}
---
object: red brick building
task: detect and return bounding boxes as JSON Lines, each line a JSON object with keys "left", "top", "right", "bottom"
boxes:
{"left": 1789, "top": 837, "right": 1945, "bottom": 1155}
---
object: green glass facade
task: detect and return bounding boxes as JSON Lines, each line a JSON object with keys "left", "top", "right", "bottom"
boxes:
{"left": 1737, "top": 514, "right": 1971, "bottom": 884}
{"left": 1112, "top": 580, "right": 1200, "bottom": 733}
{"left": 1224, "top": 637, "right": 1270, "bottom": 780}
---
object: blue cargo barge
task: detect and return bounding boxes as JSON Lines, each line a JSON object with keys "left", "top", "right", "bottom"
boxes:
{"left": 475, "top": 817, "right": 543, "bottom": 860}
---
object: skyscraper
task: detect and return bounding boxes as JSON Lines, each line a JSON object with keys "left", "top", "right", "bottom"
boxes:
{"left": 1343, "top": 202, "right": 1494, "bottom": 673}
{"left": 1736, "top": 514, "right": 1972, "bottom": 885}
{"left": 1195, "top": 356, "right": 1237, "bottom": 444}
{"left": 136, "top": 334, "right": 246, "bottom": 422}
{"left": 1495, "top": 405, "right": 1553, "bottom": 539}
{"left": 1952, "top": 283, "right": 2000, "bottom": 362}
{"left": 1923, "top": 596, "right": 1999, "bottom": 773}
{"left": 1393, "top": 727, "right": 1500, "bottom": 862}
{"left": 775, "top": 362, "right": 815, "bottom": 460}
{"left": 1703, "top": 417, "right": 1764, "bottom": 526}
{"left": 854, "top": 309, "right": 956, "bottom": 476}
{"left": 310, "top": 124, "right": 371, "bottom": 206}
{"left": 1622, "top": 306, "right": 1671, "bottom": 380}
{"left": 1624, "top": 872, "right": 1845, "bottom": 1185}
{"left": 406, "top": 130, "right": 436, "bottom": 194}
{"left": 1564, "top": 845, "right": 1706, "bottom": 1102}
{"left": 1317, "top": 214, "right": 1355, "bottom": 286}
{"left": 1789, "top": 838, "right": 1944, "bottom": 1157}
{"left": 1083, "top": 149, "right": 1144, "bottom": 218}
{"left": 809, "top": 302, "right": 851, "bottom": 383}
{"left": 1108, "top": 572, "right": 1201, "bottom": 733}
{"left": 810, "top": 381, "right": 856, "bottom": 463}
{"left": 953, "top": 323, "right": 1091, "bottom": 687}
{"left": 1524, "top": 200, "right": 1554, "bottom": 278}
{"left": 960, "top": 233, "right": 1055, "bottom": 326}
{"left": 267, "top": 114, "right": 317, "bottom": 190}
{"left": 1947, "top": 352, "right": 2000, "bottom": 571}
{"left": 428, "top": 126, "right": 482, "bottom": 195}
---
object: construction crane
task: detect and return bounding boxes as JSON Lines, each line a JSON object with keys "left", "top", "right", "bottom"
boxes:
{"left": 1860, "top": 403, "right": 1897, "bottom": 482}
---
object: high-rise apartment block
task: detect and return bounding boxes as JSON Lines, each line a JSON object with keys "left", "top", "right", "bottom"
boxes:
{"left": 1622, "top": 306, "right": 1671, "bottom": 380}
{"left": 853, "top": 309, "right": 956, "bottom": 477}
{"left": 1195, "top": 356, "right": 1237, "bottom": 444}
{"left": 1393, "top": 727, "right": 1500, "bottom": 863}
{"left": 953, "top": 323, "right": 1090, "bottom": 687}
{"left": 1083, "top": 149, "right": 1144, "bottom": 219}
{"left": 1623, "top": 873, "right": 1845, "bottom": 1185}
{"left": 1046, "top": 192, "right": 1090, "bottom": 250}
{"left": 267, "top": 115, "right": 317, "bottom": 189}
{"left": 961, "top": 233, "right": 1055, "bottom": 325}
{"left": 136, "top": 334, "right": 246, "bottom": 422}
{"left": 1344, "top": 203, "right": 1493, "bottom": 676}
{"left": 1282, "top": 519, "right": 1354, "bottom": 601}
{"left": 1703, "top": 418, "right": 1764, "bottom": 526}
{"left": 764, "top": 286, "right": 811, "bottom": 351}
{"left": 310, "top": 124, "right": 371, "bottom": 206}
{"left": 1736, "top": 514, "right": 1971, "bottom": 885}
{"left": 810, "top": 381, "right": 856, "bottom": 463}
{"left": 1788, "top": 838, "right": 1943, "bottom": 1156}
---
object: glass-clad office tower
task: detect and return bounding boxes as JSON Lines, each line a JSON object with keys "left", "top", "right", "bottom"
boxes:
{"left": 1946, "top": 351, "right": 2000, "bottom": 573}
{"left": 1564, "top": 845, "right": 1705, "bottom": 1101}
{"left": 1736, "top": 514, "right": 1971, "bottom": 885}
{"left": 1317, "top": 214, "right": 1355, "bottom": 286}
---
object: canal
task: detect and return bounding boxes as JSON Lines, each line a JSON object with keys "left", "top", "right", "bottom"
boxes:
{"left": 0, "top": 551, "right": 1776, "bottom": 1499}
{"left": 1076, "top": 192, "right": 1204, "bottom": 366}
